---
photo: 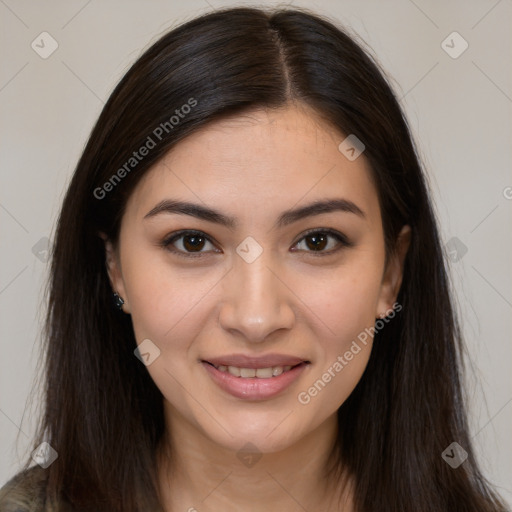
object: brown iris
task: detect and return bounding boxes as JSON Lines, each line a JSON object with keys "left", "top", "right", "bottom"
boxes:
{"left": 182, "top": 234, "right": 206, "bottom": 252}
{"left": 304, "top": 233, "right": 328, "bottom": 251}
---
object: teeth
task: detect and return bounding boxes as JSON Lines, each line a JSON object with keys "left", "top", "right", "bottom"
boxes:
{"left": 255, "top": 367, "right": 273, "bottom": 378}
{"left": 272, "top": 366, "right": 283, "bottom": 376}
{"left": 240, "top": 368, "right": 256, "bottom": 378}
{"left": 228, "top": 366, "right": 241, "bottom": 377}
{"left": 216, "top": 364, "right": 297, "bottom": 378}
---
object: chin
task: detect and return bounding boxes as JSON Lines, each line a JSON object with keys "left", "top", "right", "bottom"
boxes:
{"left": 200, "top": 410, "right": 309, "bottom": 454}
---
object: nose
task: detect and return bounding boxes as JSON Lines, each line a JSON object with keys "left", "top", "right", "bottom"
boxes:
{"left": 218, "top": 255, "right": 295, "bottom": 343}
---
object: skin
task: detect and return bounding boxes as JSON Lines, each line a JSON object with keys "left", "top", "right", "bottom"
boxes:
{"left": 105, "top": 103, "right": 410, "bottom": 512}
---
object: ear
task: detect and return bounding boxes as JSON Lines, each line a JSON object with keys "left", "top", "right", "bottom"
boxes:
{"left": 376, "top": 225, "right": 411, "bottom": 318}
{"left": 100, "top": 233, "right": 131, "bottom": 314}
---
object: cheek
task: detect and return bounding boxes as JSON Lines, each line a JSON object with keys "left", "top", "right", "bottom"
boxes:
{"left": 120, "top": 242, "right": 224, "bottom": 354}
{"left": 292, "top": 261, "right": 382, "bottom": 407}
{"left": 303, "top": 262, "right": 383, "bottom": 348}
{"left": 126, "top": 274, "right": 203, "bottom": 344}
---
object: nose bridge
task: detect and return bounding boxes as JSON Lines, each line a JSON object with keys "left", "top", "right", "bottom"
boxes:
{"left": 218, "top": 250, "right": 295, "bottom": 342}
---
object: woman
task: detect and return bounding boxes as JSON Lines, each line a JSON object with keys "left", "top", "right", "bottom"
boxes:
{"left": 0, "top": 6, "right": 507, "bottom": 512}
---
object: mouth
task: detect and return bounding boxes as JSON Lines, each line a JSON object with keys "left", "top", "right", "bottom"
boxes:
{"left": 201, "top": 356, "right": 310, "bottom": 400}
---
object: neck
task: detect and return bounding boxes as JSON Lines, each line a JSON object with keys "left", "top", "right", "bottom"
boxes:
{"left": 156, "top": 406, "right": 354, "bottom": 512}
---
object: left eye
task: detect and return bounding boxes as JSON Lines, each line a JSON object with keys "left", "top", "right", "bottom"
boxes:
{"left": 162, "top": 229, "right": 350, "bottom": 258}
{"left": 291, "top": 229, "right": 350, "bottom": 255}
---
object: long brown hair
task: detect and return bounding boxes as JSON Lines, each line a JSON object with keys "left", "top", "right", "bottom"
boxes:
{"left": 2, "top": 6, "right": 507, "bottom": 511}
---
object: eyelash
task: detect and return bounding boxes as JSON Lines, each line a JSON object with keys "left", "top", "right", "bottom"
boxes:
{"left": 160, "top": 228, "right": 352, "bottom": 259}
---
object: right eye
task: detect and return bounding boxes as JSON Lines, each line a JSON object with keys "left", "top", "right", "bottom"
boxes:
{"left": 161, "top": 230, "right": 221, "bottom": 258}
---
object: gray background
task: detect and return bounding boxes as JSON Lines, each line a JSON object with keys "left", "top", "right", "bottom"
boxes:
{"left": 1, "top": 0, "right": 511, "bottom": 505}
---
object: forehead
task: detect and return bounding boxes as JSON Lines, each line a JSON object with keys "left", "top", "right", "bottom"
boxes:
{"left": 125, "top": 104, "right": 380, "bottom": 225}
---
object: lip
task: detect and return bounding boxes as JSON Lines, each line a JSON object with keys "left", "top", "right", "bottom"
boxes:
{"left": 203, "top": 353, "right": 308, "bottom": 369}
{"left": 201, "top": 360, "right": 309, "bottom": 400}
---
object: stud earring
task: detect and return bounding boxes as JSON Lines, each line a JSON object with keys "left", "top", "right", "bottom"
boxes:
{"left": 113, "top": 292, "right": 125, "bottom": 310}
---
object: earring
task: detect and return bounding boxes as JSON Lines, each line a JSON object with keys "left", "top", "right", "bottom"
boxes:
{"left": 113, "top": 292, "right": 125, "bottom": 310}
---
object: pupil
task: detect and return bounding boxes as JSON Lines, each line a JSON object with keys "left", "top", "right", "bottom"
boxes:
{"left": 184, "top": 235, "right": 204, "bottom": 251}
{"left": 307, "top": 233, "right": 327, "bottom": 251}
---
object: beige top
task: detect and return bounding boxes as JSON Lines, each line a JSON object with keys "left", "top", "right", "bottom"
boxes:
{"left": 0, "top": 466, "right": 54, "bottom": 512}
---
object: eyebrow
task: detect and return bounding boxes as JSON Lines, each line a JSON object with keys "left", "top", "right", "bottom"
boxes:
{"left": 144, "top": 198, "right": 365, "bottom": 229}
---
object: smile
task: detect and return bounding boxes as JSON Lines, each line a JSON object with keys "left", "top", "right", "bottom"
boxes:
{"left": 201, "top": 359, "right": 310, "bottom": 400}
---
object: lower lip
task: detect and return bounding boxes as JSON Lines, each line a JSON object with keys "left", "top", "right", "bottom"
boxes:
{"left": 202, "top": 361, "right": 308, "bottom": 400}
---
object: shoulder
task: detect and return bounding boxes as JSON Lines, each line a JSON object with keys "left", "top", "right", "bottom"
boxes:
{"left": 0, "top": 465, "right": 48, "bottom": 511}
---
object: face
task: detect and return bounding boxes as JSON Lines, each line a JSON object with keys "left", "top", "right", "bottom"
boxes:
{"left": 106, "top": 104, "right": 409, "bottom": 455}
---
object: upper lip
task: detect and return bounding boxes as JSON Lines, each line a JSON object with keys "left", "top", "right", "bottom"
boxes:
{"left": 203, "top": 354, "right": 309, "bottom": 369}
